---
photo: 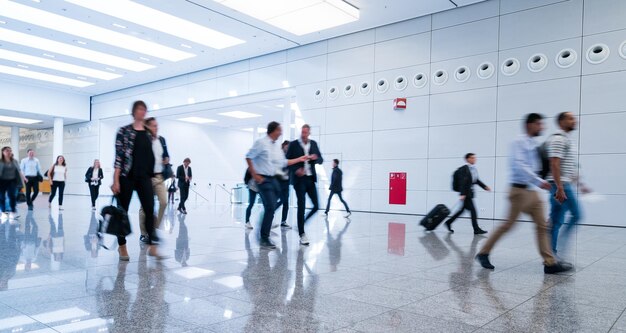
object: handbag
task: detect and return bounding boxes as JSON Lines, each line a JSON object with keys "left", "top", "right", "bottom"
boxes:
{"left": 98, "top": 197, "right": 131, "bottom": 248}
{"left": 162, "top": 163, "right": 173, "bottom": 180}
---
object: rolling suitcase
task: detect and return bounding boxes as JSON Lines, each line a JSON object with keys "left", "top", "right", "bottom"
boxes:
{"left": 420, "top": 204, "right": 451, "bottom": 231}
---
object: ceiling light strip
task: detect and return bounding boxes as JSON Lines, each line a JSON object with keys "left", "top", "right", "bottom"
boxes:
{"left": 0, "top": 28, "right": 153, "bottom": 71}
{"left": 0, "top": 0, "right": 194, "bottom": 61}
{"left": 0, "top": 64, "right": 93, "bottom": 87}
{"left": 0, "top": 49, "right": 121, "bottom": 80}
{"left": 0, "top": 115, "right": 42, "bottom": 125}
{"left": 66, "top": 0, "right": 245, "bottom": 50}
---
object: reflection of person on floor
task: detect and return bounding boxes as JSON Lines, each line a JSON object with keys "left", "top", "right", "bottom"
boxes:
{"left": 0, "top": 222, "right": 21, "bottom": 291}
{"left": 22, "top": 211, "right": 41, "bottom": 270}
{"left": 283, "top": 247, "right": 320, "bottom": 330}
{"left": 45, "top": 213, "right": 64, "bottom": 265}
{"left": 175, "top": 214, "right": 190, "bottom": 267}
{"left": 131, "top": 251, "right": 167, "bottom": 332}
{"left": 446, "top": 234, "right": 484, "bottom": 311}
{"left": 84, "top": 211, "right": 100, "bottom": 258}
{"left": 96, "top": 262, "right": 131, "bottom": 331}
{"left": 418, "top": 232, "right": 450, "bottom": 261}
{"left": 325, "top": 218, "right": 350, "bottom": 272}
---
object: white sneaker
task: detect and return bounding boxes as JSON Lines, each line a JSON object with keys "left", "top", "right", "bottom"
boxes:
{"left": 8, "top": 212, "right": 15, "bottom": 220}
{"left": 1, "top": 213, "right": 8, "bottom": 221}
{"left": 245, "top": 222, "right": 253, "bottom": 229}
{"left": 280, "top": 221, "right": 292, "bottom": 229}
{"left": 59, "top": 206, "right": 63, "bottom": 211}
{"left": 271, "top": 223, "right": 280, "bottom": 229}
{"left": 345, "top": 212, "right": 352, "bottom": 218}
{"left": 299, "top": 234, "right": 310, "bottom": 245}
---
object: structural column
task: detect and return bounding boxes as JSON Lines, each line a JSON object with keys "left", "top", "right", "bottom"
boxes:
{"left": 53, "top": 117, "right": 64, "bottom": 161}
{"left": 11, "top": 126, "right": 19, "bottom": 160}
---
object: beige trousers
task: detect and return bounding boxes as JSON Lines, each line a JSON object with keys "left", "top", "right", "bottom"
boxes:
{"left": 139, "top": 174, "right": 167, "bottom": 235}
{"left": 479, "top": 187, "right": 556, "bottom": 266}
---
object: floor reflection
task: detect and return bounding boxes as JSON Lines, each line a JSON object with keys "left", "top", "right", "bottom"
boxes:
{"left": 0, "top": 221, "right": 20, "bottom": 291}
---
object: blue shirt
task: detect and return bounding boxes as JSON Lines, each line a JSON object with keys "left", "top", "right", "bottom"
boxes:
{"left": 20, "top": 157, "right": 41, "bottom": 177}
{"left": 246, "top": 135, "right": 287, "bottom": 176}
{"left": 509, "top": 135, "right": 546, "bottom": 188}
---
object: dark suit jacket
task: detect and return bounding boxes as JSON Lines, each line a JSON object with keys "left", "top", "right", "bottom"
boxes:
{"left": 458, "top": 165, "right": 487, "bottom": 198}
{"left": 84, "top": 167, "right": 104, "bottom": 186}
{"left": 176, "top": 165, "right": 192, "bottom": 187}
{"left": 286, "top": 139, "right": 323, "bottom": 183}
{"left": 330, "top": 167, "right": 343, "bottom": 192}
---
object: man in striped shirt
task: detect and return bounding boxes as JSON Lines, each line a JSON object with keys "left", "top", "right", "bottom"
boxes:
{"left": 547, "top": 112, "right": 590, "bottom": 255}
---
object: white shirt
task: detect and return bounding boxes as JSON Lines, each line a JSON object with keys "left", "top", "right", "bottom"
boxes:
{"left": 52, "top": 165, "right": 66, "bottom": 182}
{"left": 91, "top": 167, "right": 100, "bottom": 180}
{"left": 184, "top": 166, "right": 190, "bottom": 178}
{"left": 246, "top": 135, "right": 287, "bottom": 176}
{"left": 467, "top": 163, "right": 478, "bottom": 183}
{"left": 509, "top": 135, "right": 544, "bottom": 188}
{"left": 152, "top": 139, "right": 163, "bottom": 174}
{"left": 299, "top": 138, "right": 312, "bottom": 176}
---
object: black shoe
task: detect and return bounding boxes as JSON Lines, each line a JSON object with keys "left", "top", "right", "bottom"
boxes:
{"left": 28, "top": 206, "right": 33, "bottom": 211}
{"left": 544, "top": 261, "right": 573, "bottom": 274}
{"left": 445, "top": 221, "right": 454, "bottom": 233}
{"left": 260, "top": 238, "right": 276, "bottom": 249}
{"left": 474, "top": 229, "right": 487, "bottom": 235}
{"left": 475, "top": 254, "right": 495, "bottom": 269}
{"left": 139, "top": 235, "right": 149, "bottom": 244}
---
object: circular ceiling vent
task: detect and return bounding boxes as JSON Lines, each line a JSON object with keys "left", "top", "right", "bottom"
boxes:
{"left": 555, "top": 48, "right": 577, "bottom": 68}
{"left": 501, "top": 58, "right": 520, "bottom": 76}
{"left": 343, "top": 83, "right": 355, "bottom": 98}
{"left": 477, "top": 62, "right": 494, "bottom": 79}
{"left": 586, "top": 43, "right": 610, "bottom": 64}
{"left": 432, "top": 69, "right": 448, "bottom": 85}
{"left": 527, "top": 53, "right": 548, "bottom": 72}
{"left": 619, "top": 40, "right": 626, "bottom": 60}
{"left": 394, "top": 75, "right": 408, "bottom": 91}
{"left": 359, "top": 81, "right": 371, "bottom": 95}
{"left": 412, "top": 73, "right": 427, "bottom": 88}
{"left": 328, "top": 86, "right": 339, "bottom": 100}
{"left": 454, "top": 66, "right": 470, "bottom": 82}
{"left": 313, "top": 88, "right": 324, "bottom": 102}
{"left": 376, "top": 78, "right": 389, "bottom": 93}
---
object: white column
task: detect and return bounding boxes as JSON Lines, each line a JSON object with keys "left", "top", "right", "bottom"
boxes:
{"left": 53, "top": 117, "right": 64, "bottom": 160}
{"left": 282, "top": 97, "right": 292, "bottom": 140}
{"left": 11, "top": 126, "right": 19, "bottom": 160}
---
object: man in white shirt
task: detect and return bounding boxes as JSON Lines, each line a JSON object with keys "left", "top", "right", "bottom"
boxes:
{"left": 246, "top": 122, "right": 306, "bottom": 249}
{"left": 20, "top": 149, "right": 42, "bottom": 210}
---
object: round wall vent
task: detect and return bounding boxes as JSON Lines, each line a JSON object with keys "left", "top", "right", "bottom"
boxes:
{"left": 527, "top": 53, "right": 548, "bottom": 72}
{"left": 586, "top": 43, "right": 610, "bottom": 64}
{"left": 343, "top": 83, "right": 355, "bottom": 98}
{"left": 359, "top": 81, "right": 371, "bottom": 95}
{"left": 477, "top": 62, "right": 494, "bottom": 79}
{"left": 432, "top": 70, "right": 448, "bottom": 85}
{"left": 313, "top": 89, "right": 324, "bottom": 102}
{"left": 394, "top": 75, "right": 408, "bottom": 91}
{"left": 501, "top": 58, "right": 520, "bottom": 76}
{"left": 555, "top": 48, "right": 577, "bottom": 68}
{"left": 454, "top": 66, "right": 471, "bottom": 82}
{"left": 619, "top": 40, "right": 626, "bottom": 60}
{"left": 412, "top": 73, "right": 427, "bottom": 88}
{"left": 328, "top": 86, "right": 339, "bottom": 100}
{"left": 376, "top": 78, "right": 389, "bottom": 93}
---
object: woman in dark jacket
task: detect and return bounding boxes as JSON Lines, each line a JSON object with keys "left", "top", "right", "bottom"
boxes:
{"left": 85, "top": 159, "right": 104, "bottom": 210}
{"left": 0, "top": 147, "right": 25, "bottom": 221}
{"left": 111, "top": 100, "right": 161, "bottom": 260}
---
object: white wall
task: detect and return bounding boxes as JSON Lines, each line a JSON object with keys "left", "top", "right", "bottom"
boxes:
{"left": 0, "top": 81, "right": 90, "bottom": 120}
{"left": 86, "top": 0, "right": 626, "bottom": 227}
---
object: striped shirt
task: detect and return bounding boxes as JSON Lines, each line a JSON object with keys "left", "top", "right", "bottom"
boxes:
{"left": 546, "top": 130, "right": 577, "bottom": 183}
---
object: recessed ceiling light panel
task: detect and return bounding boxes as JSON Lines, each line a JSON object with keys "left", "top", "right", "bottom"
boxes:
{"left": 0, "top": 64, "right": 93, "bottom": 87}
{"left": 218, "top": 111, "right": 262, "bottom": 119}
{"left": 0, "top": 115, "right": 42, "bottom": 125}
{"left": 179, "top": 117, "right": 217, "bottom": 124}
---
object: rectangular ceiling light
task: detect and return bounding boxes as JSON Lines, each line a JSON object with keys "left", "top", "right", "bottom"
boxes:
{"left": 0, "top": 28, "right": 153, "bottom": 71}
{"left": 0, "top": 1, "right": 195, "bottom": 62}
{"left": 0, "top": 49, "right": 121, "bottom": 80}
{"left": 242, "top": 127, "right": 266, "bottom": 133}
{"left": 218, "top": 111, "right": 261, "bottom": 119}
{"left": 0, "top": 64, "right": 93, "bottom": 87}
{"left": 0, "top": 115, "right": 42, "bottom": 125}
{"left": 66, "top": 0, "right": 245, "bottom": 50}
{"left": 214, "top": 0, "right": 359, "bottom": 35}
{"left": 178, "top": 116, "right": 217, "bottom": 124}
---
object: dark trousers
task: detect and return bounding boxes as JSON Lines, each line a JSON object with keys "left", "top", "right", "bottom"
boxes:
{"left": 294, "top": 176, "right": 319, "bottom": 236}
{"left": 89, "top": 185, "right": 100, "bottom": 207}
{"left": 178, "top": 184, "right": 189, "bottom": 210}
{"left": 116, "top": 176, "right": 155, "bottom": 246}
{"left": 245, "top": 189, "right": 258, "bottom": 223}
{"left": 25, "top": 176, "right": 39, "bottom": 207}
{"left": 325, "top": 190, "right": 350, "bottom": 213}
{"left": 48, "top": 181, "right": 66, "bottom": 205}
{"left": 275, "top": 179, "right": 290, "bottom": 222}
{"left": 0, "top": 179, "right": 17, "bottom": 213}
{"left": 446, "top": 195, "right": 480, "bottom": 231}
{"left": 257, "top": 178, "right": 280, "bottom": 239}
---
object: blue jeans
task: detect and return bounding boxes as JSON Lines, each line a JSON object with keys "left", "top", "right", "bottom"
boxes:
{"left": 549, "top": 182, "right": 581, "bottom": 254}
{"left": 257, "top": 177, "right": 280, "bottom": 239}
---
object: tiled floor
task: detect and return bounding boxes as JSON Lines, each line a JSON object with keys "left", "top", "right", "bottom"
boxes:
{"left": 1, "top": 195, "right": 626, "bottom": 332}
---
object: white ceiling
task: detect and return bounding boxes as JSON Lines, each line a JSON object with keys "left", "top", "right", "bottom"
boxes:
{"left": 0, "top": 0, "right": 485, "bottom": 96}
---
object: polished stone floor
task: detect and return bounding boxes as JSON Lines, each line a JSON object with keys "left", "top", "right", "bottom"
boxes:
{"left": 1, "top": 195, "right": 625, "bottom": 333}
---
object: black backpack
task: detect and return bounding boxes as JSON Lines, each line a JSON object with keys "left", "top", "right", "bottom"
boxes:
{"left": 538, "top": 133, "right": 566, "bottom": 179}
{"left": 451, "top": 166, "right": 465, "bottom": 192}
